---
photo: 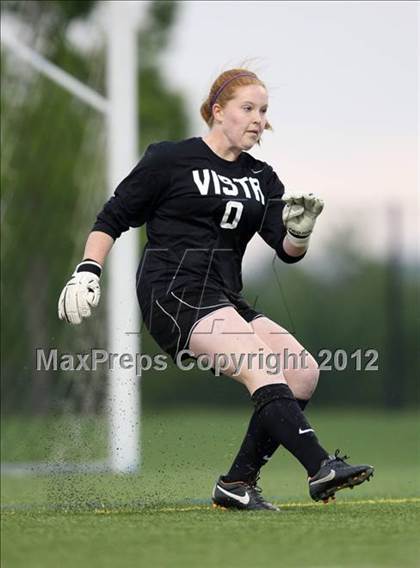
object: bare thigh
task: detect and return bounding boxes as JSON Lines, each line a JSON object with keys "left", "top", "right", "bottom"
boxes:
{"left": 188, "top": 306, "right": 288, "bottom": 395}
{"left": 251, "top": 316, "right": 320, "bottom": 399}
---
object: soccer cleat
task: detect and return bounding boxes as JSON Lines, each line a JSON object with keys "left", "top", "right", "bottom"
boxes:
{"left": 212, "top": 475, "right": 280, "bottom": 511}
{"left": 309, "top": 449, "right": 374, "bottom": 502}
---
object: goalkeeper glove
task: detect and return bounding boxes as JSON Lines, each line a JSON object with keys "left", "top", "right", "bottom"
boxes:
{"left": 58, "top": 259, "right": 102, "bottom": 325}
{"left": 282, "top": 192, "right": 324, "bottom": 248}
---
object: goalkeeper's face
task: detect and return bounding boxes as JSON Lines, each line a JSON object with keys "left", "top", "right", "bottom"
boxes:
{"left": 214, "top": 84, "right": 269, "bottom": 151}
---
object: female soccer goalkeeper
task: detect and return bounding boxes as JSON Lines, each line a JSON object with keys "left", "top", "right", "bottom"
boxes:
{"left": 58, "top": 68, "right": 374, "bottom": 511}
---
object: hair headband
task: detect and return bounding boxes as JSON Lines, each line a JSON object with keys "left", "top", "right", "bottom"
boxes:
{"left": 209, "top": 72, "right": 257, "bottom": 110}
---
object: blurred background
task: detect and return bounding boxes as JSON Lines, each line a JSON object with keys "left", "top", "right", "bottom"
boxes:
{"left": 1, "top": 1, "right": 418, "bottom": 472}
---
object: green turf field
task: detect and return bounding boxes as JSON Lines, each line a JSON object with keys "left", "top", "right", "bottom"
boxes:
{"left": 2, "top": 409, "right": 420, "bottom": 567}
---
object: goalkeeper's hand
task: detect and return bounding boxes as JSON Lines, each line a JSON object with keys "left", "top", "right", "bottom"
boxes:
{"left": 58, "top": 260, "right": 102, "bottom": 325}
{"left": 282, "top": 192, "right": 324, "bottom": 248}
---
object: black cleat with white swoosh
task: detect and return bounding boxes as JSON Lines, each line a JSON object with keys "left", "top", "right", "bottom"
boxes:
{"left": 212, "top": 476, "right": 280, "bottom": 511}
{"left": 309, "top": 450, "right": 374, "bottom": 502}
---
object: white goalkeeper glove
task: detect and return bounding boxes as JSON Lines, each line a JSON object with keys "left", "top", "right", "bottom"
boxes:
{"left": 282, "top": 192, "right": 324, "bottom": 249}
{"left": 58, "top": 260, "right": 102, "bottom": 325}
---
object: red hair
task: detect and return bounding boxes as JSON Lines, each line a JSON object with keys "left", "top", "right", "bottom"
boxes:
{"left": 200, "top": 68, "right": 272, "bottom": 132}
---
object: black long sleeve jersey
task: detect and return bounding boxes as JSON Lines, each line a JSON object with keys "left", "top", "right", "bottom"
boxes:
{"left": 93, "top": 137, "right": 305, "bottom": 297}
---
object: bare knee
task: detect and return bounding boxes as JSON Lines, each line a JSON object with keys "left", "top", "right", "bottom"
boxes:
{"left": 284, "top": 352, "right": 319, "bottom": 400}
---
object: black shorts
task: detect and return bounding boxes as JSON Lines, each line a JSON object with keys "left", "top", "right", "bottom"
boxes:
{"left": 139, "top": 287, "right": 264, "bottom": 362}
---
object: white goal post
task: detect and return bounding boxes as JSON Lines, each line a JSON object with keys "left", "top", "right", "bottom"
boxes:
{"left": 1, "top": 1, "right": 141, "bottom": 474}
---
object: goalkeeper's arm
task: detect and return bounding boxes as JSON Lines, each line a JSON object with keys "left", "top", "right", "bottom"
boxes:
{"left": 83, "top": 231, "right": 114, "bottom": 266}
{"left": 58, "top": 231, "right": 114, "bottom": 325}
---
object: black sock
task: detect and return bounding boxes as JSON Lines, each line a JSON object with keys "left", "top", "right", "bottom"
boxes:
{"left": 251, "top": 384, "right": 328, "bottom": 477}
{"left": 224, "top": 396, "right": 311, "bottom": 483}
{"left": 297, "top": 399, "right": 309, "bottom": 411}
{"left": 224, "top": 410, "right": 276, "bottom": 483}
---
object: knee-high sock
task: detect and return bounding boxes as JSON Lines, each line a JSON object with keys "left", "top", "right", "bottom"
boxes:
{"left": 225, "top": 395, "right": 310, "bottom": 483}
{"left": 252, "top": 383, "right": 328, "bottom": 476}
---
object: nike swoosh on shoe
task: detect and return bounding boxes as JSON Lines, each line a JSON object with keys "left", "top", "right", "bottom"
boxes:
{"left": 216, "top": 485, "right": 250, "bottom": 505}
{"left": 309, "top": 470, "right": 336, "bottom": 486}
